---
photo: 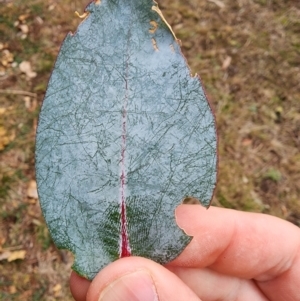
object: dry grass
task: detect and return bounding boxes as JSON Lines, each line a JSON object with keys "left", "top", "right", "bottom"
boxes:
{"left": 0, "top": 0, "right": 299, "bottom": 300}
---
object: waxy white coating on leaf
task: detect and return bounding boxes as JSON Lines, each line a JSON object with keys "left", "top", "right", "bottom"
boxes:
{"left": 35, "top": 0, "right": 217, "bottom": 280}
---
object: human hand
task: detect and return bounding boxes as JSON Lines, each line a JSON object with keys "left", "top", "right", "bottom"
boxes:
{"left": 70, "top": 205, "right": 300, "bottom": 301}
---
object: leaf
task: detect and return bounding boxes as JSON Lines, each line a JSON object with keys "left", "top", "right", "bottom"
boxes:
{"left": 7, "top": 250, "right": 26, "bottom": 262}
{"left": 0, "top": 251, "right": 10, "bottom": 261}
{"left": 52, "top": 284, "right": 62, "bottom": 297}
{"left": 0, "top": 126, "right": 14, "bottom": 151}
{"left": 19, "top": 61, "right": 37, "bottom": 78}
{"left": 35, "top": 0, "right": 218, "bottom": 280}
{"left": 27, "top": 180, "right": 38, "bottom": 199}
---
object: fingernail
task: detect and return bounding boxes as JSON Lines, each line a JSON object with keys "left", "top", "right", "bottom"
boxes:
{"left": 99, "top": 270, "right": 158, "bottom": 301}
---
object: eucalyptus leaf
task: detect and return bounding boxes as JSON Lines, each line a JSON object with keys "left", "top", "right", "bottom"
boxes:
{"left": 35, "top": 0, "right": 218, "bottom": 280}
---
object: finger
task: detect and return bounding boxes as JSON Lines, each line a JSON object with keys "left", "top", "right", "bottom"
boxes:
{"left": 258, "top": 251, "right": 300, "bottom": 301}
{"left": 167, "top": 266, "right": 269, "bottom": 301}
{"left": 86, "top": 256, "right": 200, "bottom": 301}
{"left": 169, "top": 205, "right": 300, "bottom": 301}
{"left": 70, "top": 266, "right": 269, "bottom": 301}
{"left": 70, "top": 271, "right": 91, "bottom": 301}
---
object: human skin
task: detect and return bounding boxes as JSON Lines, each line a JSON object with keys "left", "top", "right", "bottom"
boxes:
{"left": 69, "top": 205, "right": 300, "bottom": 301}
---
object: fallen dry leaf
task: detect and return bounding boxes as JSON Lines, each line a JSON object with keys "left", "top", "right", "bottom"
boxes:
{"left": 27, "top": 180, "right": 38, "bottom": 199}
{"left": 7, "top": 250, "right": 26, "bottom": 262}
{"left": 18, "top": 14, "right": 30, "bottom": 22}
{"left": 53, "top": 283, "right": 62, "bottom": 297}
{"left": 23, "top": 96, "right": 37, "bottom": 112}
{"left": 19, "top": 61, "right": 37, "bottom": 78}
{"left": 0, "top": 251, "right": 11, "bottom": 261}
{"left": 35, "top": 16, "right": 44, "bottom": 25}
{"left": 222, "top": 55, "right": 232, "bottom": 70}
{"left": 0, "top": 125, "right": 15, "bottom": 150}
{"left": 1, "top": 49, "right": 14, "bottom": 67}
{"left": 242, "top": 176, "right": 249, "bottom": 184}
{"left": 0, "top": 126, "right": 11, "bottom": 150}
{"left": 48, "top": 4, "right": 56, "bottom": 11}
{"left": 52, "top": 284, "right": 62, "bottom": 294}
{"left": 9, "top": 285, "right": 17, "bottom": 294}
{"left": 208, "top": 0, "right": 225, "bottom": 8}
{"left": 24, "top": 96, "right": 31, "bottom": 109}
{"left": 19, "top": 24, "right": 29, "bottom": 34}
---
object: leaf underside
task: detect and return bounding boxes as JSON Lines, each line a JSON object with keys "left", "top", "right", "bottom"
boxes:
{"left": 35, "top": 0, "right": 217, "bottom": 280}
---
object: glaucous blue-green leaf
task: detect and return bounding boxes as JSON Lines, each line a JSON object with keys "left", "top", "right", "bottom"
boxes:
{"left": 35, "top": 0, "right": 218, "bottom": 280}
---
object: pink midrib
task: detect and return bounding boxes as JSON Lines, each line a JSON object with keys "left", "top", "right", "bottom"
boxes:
{"left": 120, "top": 70, "right": 131, "bottom": 258}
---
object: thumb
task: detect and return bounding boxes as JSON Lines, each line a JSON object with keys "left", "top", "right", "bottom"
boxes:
{"left": 96, "top": 270, "right": 158, "bottom": 301}
{"left": 86, "top": 257, "right": 200, "bottom": 301}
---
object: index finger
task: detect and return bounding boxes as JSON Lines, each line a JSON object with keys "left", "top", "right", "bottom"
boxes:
{"left": 170, "top": 205, "right": 300, "bottom": 300}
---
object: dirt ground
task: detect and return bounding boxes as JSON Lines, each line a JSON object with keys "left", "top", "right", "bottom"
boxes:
{"left": 0, "top": 0, "right": 299, "bottom": 300}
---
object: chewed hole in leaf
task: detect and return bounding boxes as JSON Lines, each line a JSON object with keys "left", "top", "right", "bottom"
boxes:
{"left": 182, "top": 197, "right": 201, "bottom": 205}
{"left": 149, "top": 20, "right": 158, "bottom": 34}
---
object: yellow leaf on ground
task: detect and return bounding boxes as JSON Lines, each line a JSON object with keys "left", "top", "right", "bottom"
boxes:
{"left": 53, "top": 284, "right": 62, "bottom": 292}
{"left": 53, "top": 283, "right": 62, "bottom": 297}
{"left": 7, "top": 250, "right": 26, "bottom": 262}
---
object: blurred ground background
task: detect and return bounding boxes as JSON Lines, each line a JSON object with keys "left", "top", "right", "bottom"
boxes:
{"left": 0, "top": 0, "right": 299, "bottom": 300}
